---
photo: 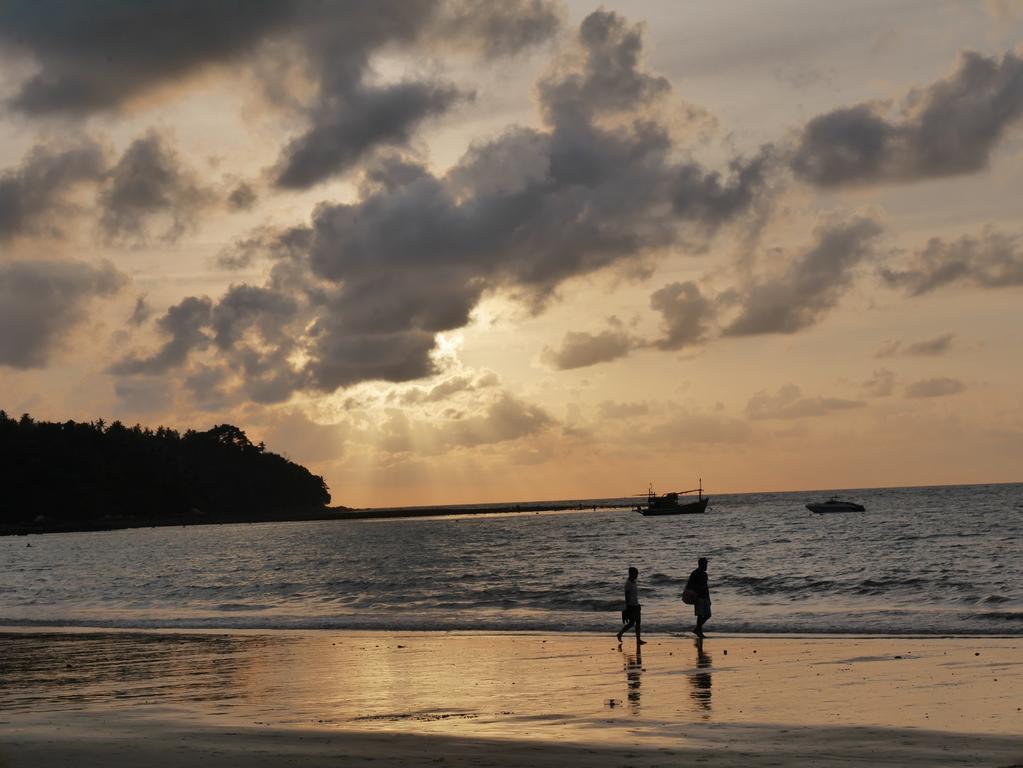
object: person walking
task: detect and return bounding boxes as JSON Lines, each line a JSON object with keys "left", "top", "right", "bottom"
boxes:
{"left": 617, "top": 566, "right": 646, "bottom": 645}
{"left": 686, "top": 557, "right": 711, "bottom": 637}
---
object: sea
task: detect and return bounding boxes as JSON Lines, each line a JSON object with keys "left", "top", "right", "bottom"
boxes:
{"left": 2, "top": 483, "right": 1021, "bottom": 636}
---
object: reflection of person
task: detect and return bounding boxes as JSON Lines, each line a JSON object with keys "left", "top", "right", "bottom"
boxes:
{"left": 686, "top": 557, "right": 711, "bottom": 637}
{"left": 617, "top": 566, "right": 646, "bottom": 644}
{"left": 689, "top": 638, "right": 712, "bottom": 713}
{"left": 624, "top": 650, "right": 642, "bottom": 712}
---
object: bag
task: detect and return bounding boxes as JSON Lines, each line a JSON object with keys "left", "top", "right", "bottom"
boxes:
{"left": 681, "top": 587, "right": 697, "bottom": 605}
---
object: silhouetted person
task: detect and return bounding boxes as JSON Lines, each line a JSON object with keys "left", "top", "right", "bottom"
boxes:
{"left": 617, "top": 566, "right": 645, "bottom": 645}
{"left": 686, "top": 557, "right": 711, "bottom": 637}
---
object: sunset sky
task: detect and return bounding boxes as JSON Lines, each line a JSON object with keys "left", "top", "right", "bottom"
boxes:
{"left": 1, "top": 0, "right": 1022, "bottom": 507}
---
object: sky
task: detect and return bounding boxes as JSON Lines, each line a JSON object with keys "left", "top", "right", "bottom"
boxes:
{"left": 1, "top": 0, "right": 1022, "bottom": 507}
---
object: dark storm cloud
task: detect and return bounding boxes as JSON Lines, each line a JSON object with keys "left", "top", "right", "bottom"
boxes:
{"left": 113, "top": 11, "right": 776, "bottom": 403}
{"left": 1, "top": 1, "right": 560, "bottom": 191}
{"left": 879, "top": 229, "right": 1023, "bottom": 295}
{"left": 905, "top": 377, "right": 965, "bottom": 398}
{"left": 671, "top": 148, "right": 774, "bottom": 231}
{"left": 537, "top": 10, "right": 670, "bottom": 124}
{"left": 746, "top": 384, "right": 866, "bottom": 420}
{"left": 791, "top": 50, "right": 1023, "bottom": 186}
{"left": 541, "top": 328, "right": 636, "bottom": 370}
{"left": 0, "top": 0, "right": 294, "bottom": 115}
{"left": 0, "top": 0, "right": 560, "bottom": 112}
{"left": 875, "top": 333, "right": 955, "bottom": 358}
{"left": 110, "top": 295, "right": 212, "bottom": 375}
{"left": 0, "top": 142, "right": 105, "bottom": 240}
{"left": 99, "top": 132, "right": 212, "bottom": 242}
{"left": 0, "top": 259, "right": 125, "bottom": 369}
{"left": 267, "top": 1, "right": 561, "bottom": 188}
{"left": 437, "top": 0, "right": 561, "bottom": 58}
{"left": 649, "top": 281, "right": 715, "bottom": 350}
{"left": 274, "top": 82, "right": 468, "bottom": 189}
{"left": 724, "top": 217, "right": 883, "bottom": 336}
{"left": 210, "top": 284, "right": 298, "bottom": 349}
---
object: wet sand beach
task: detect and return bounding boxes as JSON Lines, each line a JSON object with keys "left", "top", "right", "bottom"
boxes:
{"left": 1, "top": 630, "right": 1021, "bottom": 766}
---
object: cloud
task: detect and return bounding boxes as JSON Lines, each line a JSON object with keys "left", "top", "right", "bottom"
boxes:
{"left": 110, "top": 296, "right": 213, "bottom": 375}
{"left": 210, "top": 284, "right": 298, "bottom": 350}
{"left": 650, "top": 281, "right": 716, "bottom": 349}
{"left": 0, "top": 1, "right": 294, "bottom": 115}
{"left": 99, "top": 131, "right": 213, "bottom": 242}
{"left": 0, "top": 142, "right": 105, "bottom": 240}
{"left": 537, "top": 10, "right": 671, "bottom": 124}
{"left": 0, "top": 260, "right": 125, "bottom": 369}
{"left": 112, "top": 376, "right": 173, "bottom": 415}
{"left": 905, "top": 377, "right": 965, "bottom": 398}
{"left": 862, "top": 368, "right": 896, "bottom": 397}
{"left": 598, "top": 400, "right": 650, "bottom": 419}
{"left": 227, "top": 182, "right": 257, "bottom": 211}
{"left": 746, "top": 384, "right": 866, "bottom": 419}
{"left": 542, "top": 328, "right": 637, "bottom": 370}
{"left": 671, "top": 148, "right": 775, "bottom": 232}
{"left": 183, "top": 364, "right": 235, "bottom": 412}
{"left": 274, "top": 82, "right": 469, "bottom": 189}
{"left": 875, "top": 333, "right": 955, "bottom": 358}
{"left": 444, "top": 392, "right": 554, "bottom": 448}
{"left": 879, "top": 228, "right": 1023, "bottom": 295}
{"left": 379, "top": 392, "right": 555, "bottom": 455}
{"left": 397, "top": 372, "right": 497, "bottom": 405}
{"left": 642, "top": 411, "right": 752, "bottom": 445}
{"left": 112, "top": 11, "right": 776, "bottom": 404}
{"left": 264, "top": 1, "right": 556, "bottom": 189}
{"left": 791, "top": 50, "right": 1023, "bottom": 186}
{"left": 724, "top": 216, "right": 883, "bottom": 336}
{"left": 128, "top": 295, "right": 152, "bottom": 326}
{"left": 1, "top": 1, "right": 560, "bottom": 191}
{"left": 437, "top": 0, "right": 561, "bottom": 58}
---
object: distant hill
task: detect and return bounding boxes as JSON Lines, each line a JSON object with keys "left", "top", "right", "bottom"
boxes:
{"left": 0, "top": 412, "right": 332, "bottom": 535}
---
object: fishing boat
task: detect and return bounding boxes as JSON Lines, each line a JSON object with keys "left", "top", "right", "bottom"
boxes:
{"left": 634, "top": 480, "right": 709, "bottom": 516}
{"left": 806, "top": 498, "right": 865, "bottom": 513}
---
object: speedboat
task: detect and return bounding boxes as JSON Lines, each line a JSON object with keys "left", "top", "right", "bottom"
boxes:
{"left": 806, "top": 498, "right": 865, "bottom": 513}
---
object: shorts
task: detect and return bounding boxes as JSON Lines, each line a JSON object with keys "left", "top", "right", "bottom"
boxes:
{"left": 694, "top": 597, "right": 711, "bottom": 620}
{"left": 622, "top": 605, "right": 641, "bottom": 623}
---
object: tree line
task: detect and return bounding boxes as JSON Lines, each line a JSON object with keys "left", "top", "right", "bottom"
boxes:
{"left": 0, "top": 412, "right": 330, "bottom": 533}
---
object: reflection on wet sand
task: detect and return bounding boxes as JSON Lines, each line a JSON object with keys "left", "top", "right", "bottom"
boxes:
{"left": 3, "top": 628, "right": 1023, "bottom": 760}
{"left": 0, "top": 632, "right": 285, "bottom": 714}
{"left": 688, "top": 638, "right": 711, "bottom": 716}
{"left": 623, "top": 651, "right": 642, "bottom": 713}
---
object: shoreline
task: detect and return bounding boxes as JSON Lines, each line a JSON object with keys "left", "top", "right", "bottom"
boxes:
{"left": 1, "top": 501, "right": 627, "bottom": 537}
{"left": 2, "top": 629, "right": 1021, "bottom": 766}
{"left": 2, "top": 624, "right": 1023, "bottom": 639}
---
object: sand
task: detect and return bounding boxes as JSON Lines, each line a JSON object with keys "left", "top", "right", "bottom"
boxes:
{"left": 1, "top": 630, "right": 1021, "bottom": 766}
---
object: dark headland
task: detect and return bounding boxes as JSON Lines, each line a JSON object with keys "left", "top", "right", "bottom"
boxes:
{"left": 1, "top": 412, "right": 619, "bottom": 536}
